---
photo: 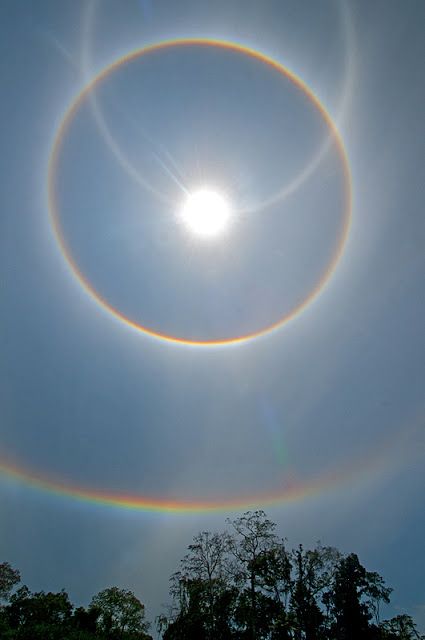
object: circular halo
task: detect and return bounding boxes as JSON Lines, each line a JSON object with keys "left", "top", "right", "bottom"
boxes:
{"left": 48, "top": 38, "right": 352, "bottom": 347}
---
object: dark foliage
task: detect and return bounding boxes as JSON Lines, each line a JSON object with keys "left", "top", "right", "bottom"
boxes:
{"left": 0, "top": 512, "right": 423, "bottom": 640}
{"left": 0, "top": 573, "right": 152, "bottom": 640}
{"left": 159, "top": 511, "right": 424, "bottom": 640}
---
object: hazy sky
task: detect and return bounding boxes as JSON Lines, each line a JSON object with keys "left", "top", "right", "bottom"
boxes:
{"left": 1, "top": 1, "right": 424, "bottom": 636}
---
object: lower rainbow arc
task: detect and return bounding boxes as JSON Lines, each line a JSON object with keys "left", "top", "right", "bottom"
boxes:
{"left": 0, "top": 458, "right": 336, "bottom": 513}
{"left": 1, "top": 413, "right": 420, "bottom": 513}
{"left": 0, "top": 448, "right": 382, "bottom": 514}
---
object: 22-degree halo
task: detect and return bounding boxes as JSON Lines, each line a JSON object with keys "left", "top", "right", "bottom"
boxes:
{"left": 48, "top": 38, "right": 353, "bottom": 347}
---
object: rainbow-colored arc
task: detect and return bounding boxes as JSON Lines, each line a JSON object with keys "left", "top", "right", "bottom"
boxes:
{"left": 47, "top": 38, "right": 353, "bottom": 347}
{"left": 1, "top": 412, "right": 421, "bottom": 513}
{"left": 0, "top": 410, "right": 414, "bottom": 514}
{"left": 3, "top": 402, "right": 424, "bottom": 514}
{"left": 0, "top": 456, "right": 355, "bottom": 514}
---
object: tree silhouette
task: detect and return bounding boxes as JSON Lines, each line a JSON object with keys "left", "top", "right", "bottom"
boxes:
{"left": 6, "top": 585, "right": 73, "bottom": 640}
{"left": 0, "top": 512, "right": 423, "bottom": 640}
{"left": 0, "top": 562, "right": 20, "bottom": 603}
{"left": 381, "top": 614, "right": 425, "bottom": 640}
{"left": 228, "top": 510, "right": 281, "bottom": 639}
{"left": 159, "top": 511, "right": 422, "bottom": 640}
{"left": 90, "top": 586, "right": 151, "bottom": 639}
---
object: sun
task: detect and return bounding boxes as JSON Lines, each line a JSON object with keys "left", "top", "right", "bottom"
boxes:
{"left": 180, "top": 189, "right": 231, "bottom": 238}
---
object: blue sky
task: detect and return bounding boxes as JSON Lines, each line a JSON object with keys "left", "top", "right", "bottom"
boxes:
{"left": 1, "top": 0, "right": 424, "bottom": 635}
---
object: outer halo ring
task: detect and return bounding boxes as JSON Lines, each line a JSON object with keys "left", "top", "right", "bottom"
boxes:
{"left": 48, "top": 38, "right": 353, "bottom": 347}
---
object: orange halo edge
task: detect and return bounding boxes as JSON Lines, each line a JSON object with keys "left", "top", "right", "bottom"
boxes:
{"left": 47, "top": 38, "right": 353, "bottom": 348}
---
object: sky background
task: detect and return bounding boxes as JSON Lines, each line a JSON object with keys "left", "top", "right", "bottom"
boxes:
{"left": 1, "top": 0, "right": 424, "bottom": 636}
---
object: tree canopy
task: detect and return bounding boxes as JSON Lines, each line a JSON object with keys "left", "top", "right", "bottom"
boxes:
{"left": 0, "top": 570, "right": 152, "bottom": 640}
{"left": 160, "top": 511, "right": 424, "bottom": 640}
{"left": 0, "top": 511, "right": 423, "bottom": 640}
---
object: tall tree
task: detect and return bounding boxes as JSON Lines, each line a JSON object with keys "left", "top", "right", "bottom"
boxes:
{"left": 380, "top": 614, "right": 425, "bottom": 640}
{"left": 183, "top": 531, "right": 233, "bottom": 637}
{"left": 290, "top": 545, "right": 325, "bottom": 640}
{"left": 90, "top": 586, "right": 151, "bottom": 639}
{"left": 0, "top": 562, "right": 20, "bottom": 603}
{"left": 162, "top": 576, "right": 209, "bottom": 640}
{"left": 162, "top": 530, "right": 235, "bottom": 639}
{"left": 325, "top": 553, "right": 390, "bottom": 640}
{"left": 228, "top": 510, "right": 282, "bottom": 639}
{"left": 287, "top": 543, "right": 341, "bottom": 639}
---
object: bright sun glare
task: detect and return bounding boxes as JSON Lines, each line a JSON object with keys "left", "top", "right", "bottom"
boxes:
{"left": 181, "top": 189, "right": 231, "bottom": 238}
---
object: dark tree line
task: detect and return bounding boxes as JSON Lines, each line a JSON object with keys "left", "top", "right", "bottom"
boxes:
{"left": 0, "top": 562, "right": 152, "bottom": 640}
{"left": 158, "top": 511, "right": 424, "bottom": 640}
{"left": 0, "top": 511, "right": 423, "bottom": 640}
